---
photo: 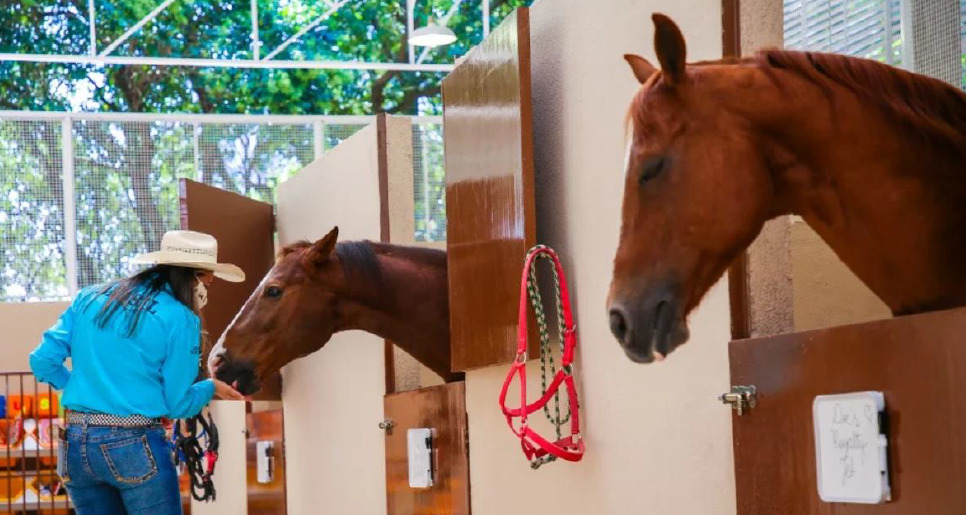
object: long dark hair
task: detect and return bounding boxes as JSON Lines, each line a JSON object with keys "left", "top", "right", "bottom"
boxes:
{"left": 89, "top": 265, "right": 197, "bottom": 337}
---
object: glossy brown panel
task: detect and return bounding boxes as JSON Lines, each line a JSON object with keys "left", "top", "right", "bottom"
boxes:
{"left": 384, "top": 382, "right": 469, "bottom": 515}
{"left": 443, "top": 7, "right": 537, "bottom": 371}
{"left": 179, "top": 179, "right": 281, "bottom": 400}
{"left": 730, "top": 307, "right": 966, "bottom": 514}
{"left": 246, "top": 409, "right": 287, "bottom": 515}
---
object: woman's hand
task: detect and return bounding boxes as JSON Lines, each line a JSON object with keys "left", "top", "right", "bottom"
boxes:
{"left": 213, "top": 379, "right": 245, "bottom": 401}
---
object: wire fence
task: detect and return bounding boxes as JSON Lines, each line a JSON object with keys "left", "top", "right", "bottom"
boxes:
{"left": 0, "top": 112, "right": 445, "bottom": 302}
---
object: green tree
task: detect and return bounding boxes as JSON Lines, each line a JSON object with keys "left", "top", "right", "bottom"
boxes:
{"left": 0, "top": 0, "right": 528, "bottom": 298}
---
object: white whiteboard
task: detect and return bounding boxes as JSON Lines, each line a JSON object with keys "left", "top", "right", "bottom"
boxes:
{"left": 812, "top": 391, "right": 890, "bottom": 504}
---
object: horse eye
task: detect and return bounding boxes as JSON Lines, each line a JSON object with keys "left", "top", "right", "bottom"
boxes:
{"left": 264, "top": 286, "right": 283, "bottom": 299}
{"left": 639, "top": 156, "right": 668, "bottom": 185}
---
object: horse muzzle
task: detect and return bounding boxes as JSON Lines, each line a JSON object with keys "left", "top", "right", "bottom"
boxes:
{"left": 608, "top": 286, "right": 689, "bottom": 363}
{"left": 213, "top": 351, "right": 262, "bottom": 395}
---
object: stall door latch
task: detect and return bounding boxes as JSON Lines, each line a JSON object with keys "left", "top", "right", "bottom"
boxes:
{"left": 719, "top": 385, "right": 757, "bottom": 416}
{"left": 379, "top": 418, "right": 396, "bottom": 435}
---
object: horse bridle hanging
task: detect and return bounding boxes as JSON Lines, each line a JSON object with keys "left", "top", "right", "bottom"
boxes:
{"left": 499, "top": 244, "right": 584, "bottom": 469}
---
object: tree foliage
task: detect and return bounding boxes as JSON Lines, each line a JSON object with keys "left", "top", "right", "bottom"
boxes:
{"left": 0, "top": 0, "right": 528, "bottom": 300}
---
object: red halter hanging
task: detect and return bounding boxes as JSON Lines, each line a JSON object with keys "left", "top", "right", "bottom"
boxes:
{"left": 499, "top": 245, "right": 584, "bottom": 468}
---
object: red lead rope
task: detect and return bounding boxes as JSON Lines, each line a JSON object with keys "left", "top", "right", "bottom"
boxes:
{"left": 499, "top": 245, "right": 584, "bottom": 467}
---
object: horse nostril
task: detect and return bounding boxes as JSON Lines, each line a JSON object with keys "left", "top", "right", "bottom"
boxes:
{"left": 609, "top": 308, "right": 629, "bottom": 342}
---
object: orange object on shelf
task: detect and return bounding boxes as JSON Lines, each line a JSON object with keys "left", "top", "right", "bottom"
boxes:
{"left": 6, "top": 395, "right": 33, "bottom": 418}
{"left": 0, "top": 474, "right": 25, "bottom": 504}
{"left": 35, "top": 394, "right": 58, "bottom": 418}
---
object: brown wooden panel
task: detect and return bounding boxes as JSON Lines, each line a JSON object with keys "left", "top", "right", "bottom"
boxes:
{"left": 384, "top": 382, "right": 469, "bottom": 515}
{"left": 730, "top": 307, "right": 966, "bottom": 514}
{"left": 443, "top": 7, "right": 537, "bottom": 372}
{"left": 246, "top": 409, "right": 287, "bottom": 515}
{"left": 178, "top": 179, "right": 281, "bottom": 400}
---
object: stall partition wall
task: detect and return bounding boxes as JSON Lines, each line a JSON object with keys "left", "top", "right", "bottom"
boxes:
{"left": 443, "top": 7, "right": 538, "bottom": 373}
{"left": 457, "top": 1, "right": 737, "bottom": 514}
{"left": 275, "top": 117, "right": 397, "bottom": 515}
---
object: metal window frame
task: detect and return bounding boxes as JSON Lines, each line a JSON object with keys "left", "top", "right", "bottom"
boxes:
{"left": 3, "top": 0, "right": 496, "bottom": 72}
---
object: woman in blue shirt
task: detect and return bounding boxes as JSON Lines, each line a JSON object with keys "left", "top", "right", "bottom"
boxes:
{"left": 30, "top": 230, "right": 246, "bottom": 515}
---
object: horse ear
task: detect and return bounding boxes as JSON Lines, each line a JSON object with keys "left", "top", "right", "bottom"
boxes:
{"left": 304, "top": 226, "right": 339, "bottom": 268}
{"left": 652, "top": 13, "right": 688, "bottom": 86}
{"left": 624, "top": 54, "right": 657, "bottom": 84}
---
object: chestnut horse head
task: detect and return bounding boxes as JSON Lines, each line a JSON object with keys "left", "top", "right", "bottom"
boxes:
{"left": 211, "top": 227, "right": 455, "bottom": 394}
{"left": 608, "top": 15, "right": 775, "bottom": 363}
{"left": 608, "top": 14, "right": 966, "bottom": 363}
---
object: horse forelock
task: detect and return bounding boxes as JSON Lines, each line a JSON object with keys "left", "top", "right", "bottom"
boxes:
{"left": 277, "top": 240, "right": 312, "bottom": 260}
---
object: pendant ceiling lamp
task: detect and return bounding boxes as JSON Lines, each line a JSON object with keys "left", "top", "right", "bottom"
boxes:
{"left": 409, "top": 22, "right": 457, "bottom": 47}
{"left": 409, "top": 1, "right": 457, "bottom": 48}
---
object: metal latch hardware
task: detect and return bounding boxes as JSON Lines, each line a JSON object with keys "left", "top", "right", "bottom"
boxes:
{"left": 719, "top": 385, "right": 757, "bottom": 416}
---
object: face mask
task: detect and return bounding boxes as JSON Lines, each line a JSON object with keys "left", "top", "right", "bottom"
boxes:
{"left": 194, "top": 277, "right": 209, "bottom": 312}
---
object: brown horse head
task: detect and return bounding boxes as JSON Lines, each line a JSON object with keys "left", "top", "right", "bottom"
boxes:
{"left": 607, "top": 14, "right": 774, "bottom": 363}
{"left": 210, "top": 227, "right": 346, "bottom": 393}
{"left": 211, "top": 226, "right": 457, "bottom": 394}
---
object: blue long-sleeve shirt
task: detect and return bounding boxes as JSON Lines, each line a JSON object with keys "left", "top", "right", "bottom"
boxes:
{"left": 29, "top": 285, "right": 215, "bottom": 419}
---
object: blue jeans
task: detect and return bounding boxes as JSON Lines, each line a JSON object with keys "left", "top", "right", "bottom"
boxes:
{"left": 60, "top": 424, "right": 182, "bottom": 515}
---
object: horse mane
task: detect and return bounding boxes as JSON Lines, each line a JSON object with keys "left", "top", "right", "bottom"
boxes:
{"left": 277, "top": 239, "right": 445, "bottom": 287}
{"left": 757, "top": 49, "right": 966, "bottom": 152}
{"left": 335, "top": 241, "right": 384, "bottom": 286}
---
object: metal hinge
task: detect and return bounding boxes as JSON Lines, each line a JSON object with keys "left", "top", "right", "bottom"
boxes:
{"left": 379, "top": 418, "right": 396, "bottom": 435}
{"left": 719, "top": 385, "right": 757, "bottom": 416}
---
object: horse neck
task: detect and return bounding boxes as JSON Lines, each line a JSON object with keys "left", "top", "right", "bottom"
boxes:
{"left": 336, "top": 245, "right": 455, "bottom": 381}
{"left": 731, "top": 65, "right": 966, "bottom": 314}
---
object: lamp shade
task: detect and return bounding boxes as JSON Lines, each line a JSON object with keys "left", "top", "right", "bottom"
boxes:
{"left": 409, "top": 23, "right": 457, "bottom": 47}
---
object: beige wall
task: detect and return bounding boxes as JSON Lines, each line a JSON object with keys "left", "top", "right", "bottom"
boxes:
{"left": 791, "top": 220, "right": 891, "bottom": 331}
{"left": 0, "top": 302, "right": 70, "bottom": 372}
{"left": 463, "top": 2, "right": 736, "bottom": 514}
{"left": 276, "top": 120, "right": 392, "bottom": 515}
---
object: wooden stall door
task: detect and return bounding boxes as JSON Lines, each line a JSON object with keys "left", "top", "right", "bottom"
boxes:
{"left": 178, "top": 179, "right": 281, "bottom": 399}
{"left": 442, "top": 7, "right": 538, "bottom": 372}
{"left": 384, "top": 382, "right": 470, "bottom": 515}
{"left": 729, "top": 307, "right": 966, "bottom": 514}
{"left": 246, "top": 409, "right": 287, "bottom": 515}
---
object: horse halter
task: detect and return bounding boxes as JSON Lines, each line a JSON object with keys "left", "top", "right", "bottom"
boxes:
{"left": 499, "top": 245, "right": 585, "bottom": 469}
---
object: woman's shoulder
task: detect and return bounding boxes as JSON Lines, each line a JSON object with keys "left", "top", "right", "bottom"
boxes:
{"left": 153, "top": 289, "right": 199, "bottom": 322}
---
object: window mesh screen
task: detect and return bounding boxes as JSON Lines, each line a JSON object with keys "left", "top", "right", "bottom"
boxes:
{"left": 72, "top": 120, "right": 196, "bottom": 289}
{"left": 413, "top": 123, "right": 446, "bottom": 242}
{"left": 0, "top": 120, "right": 68, "bottom": 301}
{"left": 197, "top": 123, "right": 315, "bottom": 203}
{"left": 908, "top": 0, "right": 963, "bottom": 86}
{"left": 0, "top": 115, "right": 444, "bottom": 300}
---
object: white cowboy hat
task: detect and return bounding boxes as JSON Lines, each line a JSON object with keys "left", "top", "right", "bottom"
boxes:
{"left": 131, "top": 230, "right": 246, "bottom": 283}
